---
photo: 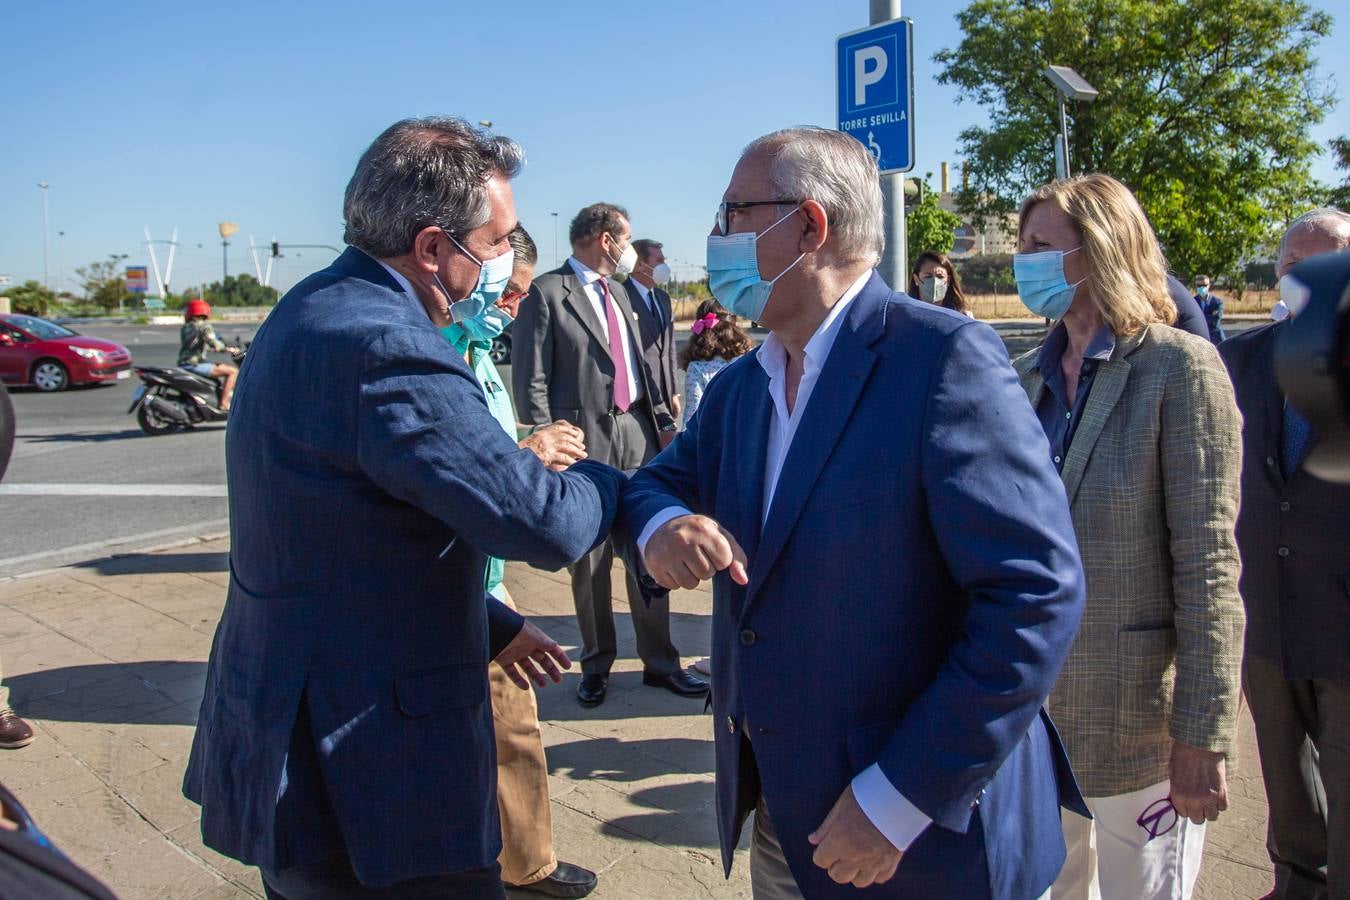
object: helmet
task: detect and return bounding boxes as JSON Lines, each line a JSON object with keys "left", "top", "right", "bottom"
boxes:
{"left": 185, "top": 299, "right": 211, "bottom": 320}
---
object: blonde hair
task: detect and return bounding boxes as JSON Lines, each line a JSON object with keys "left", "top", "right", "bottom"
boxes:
{"left": 1019, "top": 174, "right": 1175, "bottom": 336}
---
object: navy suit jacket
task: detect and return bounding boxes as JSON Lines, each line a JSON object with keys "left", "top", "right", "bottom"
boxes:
{"left": 1219, "top": 322, "right": 1350, "bottom": 679}
{"left": 183, "top": 248, "right": 623, "bottom": 886}
{"left": 1167, "top": 275, "right": 1210, "bottom": 340}
{"left": 622, "top": 274, "right": 1087, "bottom": 899}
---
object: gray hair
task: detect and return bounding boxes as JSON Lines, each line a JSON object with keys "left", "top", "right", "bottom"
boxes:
{"left": 508, "top": 224, "right": 537, "bottom": 267}
{"left": 1279, "top": 207, "right": 1350, "bottom": 257}
{"left": 343, "top": 117, "right": 524, "bottom": 258}
{"left": 741, "top": 127, "right": 884, "bottom": 266}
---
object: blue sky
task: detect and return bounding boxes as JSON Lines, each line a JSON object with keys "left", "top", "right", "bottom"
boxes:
{"left": 3, "top": 0, "right": 1347, "bottom": 296}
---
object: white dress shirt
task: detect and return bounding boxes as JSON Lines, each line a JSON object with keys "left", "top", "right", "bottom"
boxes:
{"left": 374, "top": 256, "right": 416, "bottom": 297}
{"left": 629, "top": 277, "right": 663, "bottom": 325}
{"left": 636, "top": 269, "right": 931, "bottom": 853}
{"left": 569, "top": 256, "right": 642, "bottom": 404}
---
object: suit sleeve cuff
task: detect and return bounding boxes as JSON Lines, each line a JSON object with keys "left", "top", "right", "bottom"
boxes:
{"left": 851, "top": 764, "right": 932, "bottom": 852}
{"left": 635, "top": 506, "right": 692, "bottom": 560}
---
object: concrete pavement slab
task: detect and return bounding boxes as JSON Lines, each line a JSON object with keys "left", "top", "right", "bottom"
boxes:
{"left": 0, "top": 543, "right": 1279, "bottom": 899}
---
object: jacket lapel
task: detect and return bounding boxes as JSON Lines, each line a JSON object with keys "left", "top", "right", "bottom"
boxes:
{"left": 559, "top": 269, "right": 610, "bottom": 355}
{"left": 746, "top": 279, "right": 885, "bottom": 601}
{"left": 727, "top": 364, "right": 772, "bottom": 566}
{"left": 1059, "top": 329, "right": 1146, "bottom": 504}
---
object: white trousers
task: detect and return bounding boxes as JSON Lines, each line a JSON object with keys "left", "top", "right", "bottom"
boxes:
{"left": 1052, "top": 780, "right": 1206, "bottom": 900}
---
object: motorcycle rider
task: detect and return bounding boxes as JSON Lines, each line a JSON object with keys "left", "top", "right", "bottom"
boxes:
{"left": 178, "top": 299, "right": 239, "bottom": 411}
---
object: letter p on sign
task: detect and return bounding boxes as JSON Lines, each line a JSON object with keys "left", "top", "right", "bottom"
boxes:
{"left": 853, "top": 45, "right": 888, "bottom": 106}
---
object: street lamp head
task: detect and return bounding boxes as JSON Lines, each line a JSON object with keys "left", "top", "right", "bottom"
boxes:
{"left": 37, "top": 181, "right": 49, "bottom": 189}
{"left": 478, "top": 120, "right": 493, "bottom": 128}
{"left": 1044, "top": 65, "right": 1099, "bottom": 102}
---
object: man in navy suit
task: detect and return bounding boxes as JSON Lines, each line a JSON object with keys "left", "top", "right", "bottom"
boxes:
{"left": 1219, "top": 209, "right": 1350, "bottom": 900}
{"left": 182, "top": 117, "right": 625, "bottom": 899}
{"left": 622, "top": 127, "right": 1088, "bottom": 898}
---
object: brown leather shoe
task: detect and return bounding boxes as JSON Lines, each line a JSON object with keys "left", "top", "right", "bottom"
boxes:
{"left": 0, "top": 710, "right": 34, "bottom": 749}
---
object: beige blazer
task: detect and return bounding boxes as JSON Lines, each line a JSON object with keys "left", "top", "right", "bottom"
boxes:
{"left": 1015, "top": 323, "right": 1245, "bottom": 797}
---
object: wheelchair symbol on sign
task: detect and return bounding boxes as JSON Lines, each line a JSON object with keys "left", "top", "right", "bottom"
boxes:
{"left": 867, "top": 131, "right": 882, "bottom": 163}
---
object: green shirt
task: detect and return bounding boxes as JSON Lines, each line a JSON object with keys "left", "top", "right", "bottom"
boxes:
{"left": 447, "top": 329, "right": 517, "bottom": 600}
{"left": 178, "top": 321, "right": 226, "bottom": 366}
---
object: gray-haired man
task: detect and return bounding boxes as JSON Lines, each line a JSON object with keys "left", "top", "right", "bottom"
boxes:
{"left": 1221, "top": 207, "right": 1350, "bottom": 900}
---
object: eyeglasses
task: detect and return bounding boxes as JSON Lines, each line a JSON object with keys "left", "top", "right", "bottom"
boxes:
{"left": 500, "top": 287, "right": 529, "bottom": 304}
{"left": 715, "top": 199, "right": 799, "bottom": 236}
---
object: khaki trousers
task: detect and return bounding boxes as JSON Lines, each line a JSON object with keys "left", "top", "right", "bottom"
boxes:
{"left": 489, "top": 588, "right": 557, "bottom": 886}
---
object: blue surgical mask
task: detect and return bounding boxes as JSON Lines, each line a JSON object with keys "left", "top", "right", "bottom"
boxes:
{"left": 457, "top": 303, "right": 514, "bottom": 343}
{"left": 435, "top": 231, "right": 515, "bottom": 325}
{"left": 1013, "top": 246, "right": 1084, "bottom": 319}
{"left": 1196, "top": 284, "right": 1210, "bottom": 298}
{"left": 705, "top": 205, "right": 805, "bottom": 321}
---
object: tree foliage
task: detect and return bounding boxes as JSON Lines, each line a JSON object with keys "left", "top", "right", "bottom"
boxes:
{"left": 74, "top": 258, "right": 135, "bottom": 312}
{"left": 935, "top": 0, "right": 1335, "bottom": 286}
{"left": 197, "top": 274, "right": 280, "bottom": 307}
{"left": 1327, "top": 136, "right": 1350, "bottom": 210}
{"left": 905, "top": 176, "right": 964, "bottom": 273}
{"left": 5, "top": 281, "right": 57, "bottom": 317}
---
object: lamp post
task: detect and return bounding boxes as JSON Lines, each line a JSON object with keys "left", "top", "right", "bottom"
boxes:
{"left": 1043, "top": 65, "right": 1099, "bottom": 179}
{"left": 218, "top": 222, "right": 239, "bottom": 282}
{"left": 37, "top": 182, "right": 50, "bottom": 288}
{"left": 551, "top": 212, "right": 560, "bottom": 267}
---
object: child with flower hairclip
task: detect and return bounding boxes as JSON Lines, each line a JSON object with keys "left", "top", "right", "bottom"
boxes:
{"left": 679, "top": 300, "right": 754, "bottom": 431}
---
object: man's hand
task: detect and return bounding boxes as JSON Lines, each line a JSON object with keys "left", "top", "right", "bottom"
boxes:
{"left": 519, "top": 420, "right": 586, "bottom": 471}
{"left": 808, "top": 785, "right": 903, "bottom": 888}
{"left": 493, "top": 620, "right": 572, "bottom": 690}
{"left": 643, "top": 514, "right": 748, "bottom": 590}
{"left": 659, "top": 428, "right": 676, "bottom": 449}
{"left": 671, "top": 394, "right": 683, "bottom": 420}
{"left": 1169, "top": 741, "right": 1228, "bottom": 824}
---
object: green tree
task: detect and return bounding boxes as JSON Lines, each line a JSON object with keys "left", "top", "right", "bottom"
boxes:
{"left": 5, "top": 281, "right": 57, "bottom": 317}
{"left": 201, "top": 274, "right": 279, "bottom": 307}
{"left": 1327, "top": 136, "right": 1350, "bottom": 209}
{"left": 905, "top": 175, "right": 963, "bottom": 274}
{"left": 74, "top": 258, "right": 135, "bottom": 312}
{"left": 935, "top": 0, "right": 1334, "bottom": 286}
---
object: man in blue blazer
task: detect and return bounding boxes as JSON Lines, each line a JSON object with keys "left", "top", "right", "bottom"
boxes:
{"left": 182, "top": 118, "right": 625, "bottom": 899}
{"left": 622, "top": 127, "right": 1088, "bottom": 898}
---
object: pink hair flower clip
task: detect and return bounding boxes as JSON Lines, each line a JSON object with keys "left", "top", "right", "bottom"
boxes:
{"left": 691, "top": 312, "right": 719, "bottom": 335}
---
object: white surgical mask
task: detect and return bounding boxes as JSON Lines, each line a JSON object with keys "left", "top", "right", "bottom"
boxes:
{"left": 650, "top": 262, "right": 672, "bottom": 285}
{"left": 1275, "top": 273, "right": 1311, "bottom": 320}
{"left": 606, "top": 234, "right": 638, "bottom": 276}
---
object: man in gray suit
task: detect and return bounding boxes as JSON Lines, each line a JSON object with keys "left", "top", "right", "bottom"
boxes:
{"left": 624, "top": 239, "right": 681, "bottom": 421}
{"left": 512, "top": 203, "right": 707, "bottom": 708}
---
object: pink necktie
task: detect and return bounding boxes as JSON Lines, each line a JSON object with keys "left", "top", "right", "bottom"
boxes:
{"left": 598, "top": 278, "right": 631, "bottom": 412}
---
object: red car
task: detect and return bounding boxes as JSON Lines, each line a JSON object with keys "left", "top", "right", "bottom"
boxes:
{"left": 0, "top": 313, "right": 134, "bottom": 392}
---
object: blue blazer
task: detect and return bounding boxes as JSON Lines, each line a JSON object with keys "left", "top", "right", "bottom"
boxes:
{"left": 183, "top": 248, "right": 623, "bottom": 887}
{"left": 622, "top": 275, "right": 1088, "bottom": 899}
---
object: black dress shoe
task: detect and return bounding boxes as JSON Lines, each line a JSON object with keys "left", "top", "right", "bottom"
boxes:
{"left": 576, "top": 674, "right": 608, "bottom": 707}
{"left": 509, "top": 861, "right": 598, "bottom": 897}
{"left": 642, "top": 669, "right": 709, "bottom": 697}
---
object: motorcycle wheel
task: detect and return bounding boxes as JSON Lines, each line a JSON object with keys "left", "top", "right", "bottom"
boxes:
{"left": 137, "top": 401, "right": 180, "bottom": 436}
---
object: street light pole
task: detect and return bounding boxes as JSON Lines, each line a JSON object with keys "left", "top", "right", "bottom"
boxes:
{"left": 551, "top": 212, "right": 560, "bottom": 267}
{"left": 37, "top": 182, "right": 50, "bottom": 288}
{"left": 869, "top": 0, "right": 906, "bottom": 290}
{"left": 1043, "top": 66, "right": 1099, "bottom": 181}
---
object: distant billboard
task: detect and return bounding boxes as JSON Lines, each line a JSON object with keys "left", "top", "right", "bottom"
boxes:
{"left": 125, "top": 266, "right": 149, "bottom": 292}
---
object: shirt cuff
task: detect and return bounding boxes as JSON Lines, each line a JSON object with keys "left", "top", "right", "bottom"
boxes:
{"left": 851, "top": 764, "right": 932, "bottom": 853}
{"left": 635, "top": 506, "right": 693, "bottom": 561}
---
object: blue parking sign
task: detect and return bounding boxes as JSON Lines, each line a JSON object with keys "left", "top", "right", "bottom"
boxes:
{"left": 837, "top": 18, "right": 914, "bottom": 174}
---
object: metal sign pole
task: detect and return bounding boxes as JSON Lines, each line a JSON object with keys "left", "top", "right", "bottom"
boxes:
{"left": 869, "top": 0, "right": 906, "bottom": 289}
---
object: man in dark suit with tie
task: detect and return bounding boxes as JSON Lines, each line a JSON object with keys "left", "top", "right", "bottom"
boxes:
{"left": 625, "top": 239, "right": 681, "bottom": 422}
{"left": 512, "top": 204, "right": 707, "bottom": 708}
{"left": 182, "top": 118, "right": 625, "bottom": 899}
{"left": 1219, "top": 208, "right": 1350, "bottom": 900}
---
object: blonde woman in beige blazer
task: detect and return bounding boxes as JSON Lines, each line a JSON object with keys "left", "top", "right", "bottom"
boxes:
{"left": 1010, "top": 174, "right": 1245, "bottom": 900}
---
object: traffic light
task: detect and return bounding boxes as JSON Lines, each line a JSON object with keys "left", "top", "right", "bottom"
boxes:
{"left": 270, "top": 241, "right": 280, "bottom": 257}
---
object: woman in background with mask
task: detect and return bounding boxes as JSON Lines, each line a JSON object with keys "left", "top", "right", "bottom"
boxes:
{"left": 1009, "top": 174, "right": 1244, "bottom": 900}
{"left": 906, "top": 251, "right": 971, "bottom": 317}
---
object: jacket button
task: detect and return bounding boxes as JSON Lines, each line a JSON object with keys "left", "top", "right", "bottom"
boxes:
{"left": 740, "top": 628, "right": 757, "bottom": 645}
{"left": 1266, "top": 456, "right": 1277, "bottom": 467}
{"left": 1280, "top": 501, "right": 1291, "bottom": 512}
{"left": 726, "top": 716, "right": 736, "bottom": 734}
{"left": 1278, "top": 546, "right": 1290, "bottom": 557}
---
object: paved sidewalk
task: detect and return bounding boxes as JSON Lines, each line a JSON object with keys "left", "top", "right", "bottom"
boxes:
{"left": 0, "top": 538, "right": 1273, "bottom": 898}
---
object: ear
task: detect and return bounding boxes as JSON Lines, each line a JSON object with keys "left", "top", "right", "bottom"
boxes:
{"left": 410, "top": 226, "right": 446, "bottom": 274}
{"left": 797, "top": 200, "right": 829, "bottom": 253}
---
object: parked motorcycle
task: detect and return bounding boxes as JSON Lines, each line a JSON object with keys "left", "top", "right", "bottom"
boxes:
{"left": 128, "top": 340, "right": 246, "bottom": 436}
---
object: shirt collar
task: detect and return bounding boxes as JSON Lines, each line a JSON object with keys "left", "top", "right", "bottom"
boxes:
{"left": 629, "top": 278, "right": 652, "bottom": 301}
{"left": 372, "top": 255, "right": 417, "bottom": 298}
{"left": 1037, "top": 322, "right": 1116, "bottom": 373}
{"left": 568, "top": 255, "right": 604, "bottom": 286}
{"left": 757, "top": 268, "right": 872, "bottom": 381}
